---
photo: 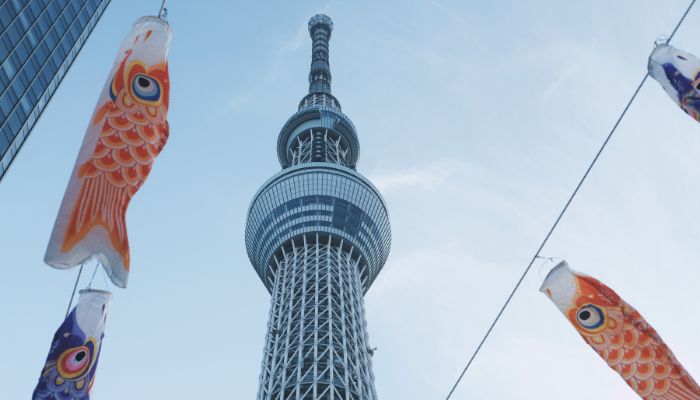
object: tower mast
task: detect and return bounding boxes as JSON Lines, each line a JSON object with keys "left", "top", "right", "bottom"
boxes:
{"left": 308, "top": 14, "right": 333, "bottom": 95}
{"left": 245, "top": 14, "right": 391, "bottom": 400}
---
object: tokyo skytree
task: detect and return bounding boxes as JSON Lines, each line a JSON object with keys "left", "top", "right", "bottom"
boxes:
{"left": 245, "top": 14, "right": 391, "bottom": 400}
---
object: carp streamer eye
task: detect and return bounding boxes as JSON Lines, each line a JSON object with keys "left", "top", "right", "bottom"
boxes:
{"left": 576, "top": 304, "right": 605, "bottom": 331}
{"left": 132, "top": 74, "right": 161, "bottom": 102}
{"left": 56, "top": 346, "right": 91, "bottom": 379}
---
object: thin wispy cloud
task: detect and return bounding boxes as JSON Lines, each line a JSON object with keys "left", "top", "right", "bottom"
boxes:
{"left": 369, "top": 158, "right": 467, "bottom": 194}
{"left": 208, "top": 15, "right": 321, "bottom": 123}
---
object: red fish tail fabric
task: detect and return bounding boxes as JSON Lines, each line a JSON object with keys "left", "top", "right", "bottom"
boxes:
{"left": 45, "top": 17, "right": 172, "bottom": 288}
{"left": 33, "top": 290, "right": 112, "bottom": 400}
{"left": 540, "top": 261, "right": 700, "bottom": 399}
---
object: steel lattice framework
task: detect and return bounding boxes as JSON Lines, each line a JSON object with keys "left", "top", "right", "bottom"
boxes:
{"left": 258, "top": 235, "right": 377, "bottom": 399}
{"left": 246, "top": 14, "right": 390, "bottom": 400}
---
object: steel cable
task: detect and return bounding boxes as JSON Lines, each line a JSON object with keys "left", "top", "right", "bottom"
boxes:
{"left": 444, "top": 1, "right": 697, "bottom": 398}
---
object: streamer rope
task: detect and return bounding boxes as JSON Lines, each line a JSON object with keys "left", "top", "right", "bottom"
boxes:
{"left": 443, "top": 1, "right": 697, "bottom": 398}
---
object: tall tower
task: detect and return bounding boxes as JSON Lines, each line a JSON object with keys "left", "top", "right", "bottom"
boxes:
{"left": 0, "top": 0, "right": 112, "bottom": 181}
{"left": 245, "top": 14, "right": 391, "bottom": 400}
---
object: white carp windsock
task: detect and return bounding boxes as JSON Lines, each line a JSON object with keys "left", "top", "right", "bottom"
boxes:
{"left": 540, "top": 261, "right": 700, "bottom": 399}
{"left": 45, "top": 16, "right": 172, "bottom": 288}
{"left": 32, "top": 290, "right": 112, "bottom": 400}
{"left": 648, "top": 44, "right": 700, "bottom": 122}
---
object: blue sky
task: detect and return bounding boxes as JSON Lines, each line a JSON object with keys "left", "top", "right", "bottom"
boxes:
{"left": 1, "top": 0, "right": 700, "bottom": 398}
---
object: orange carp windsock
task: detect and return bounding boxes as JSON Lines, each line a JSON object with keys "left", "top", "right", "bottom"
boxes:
{"left": 540, "top": 261, "right": 700, "bottom": 399}
{"left": 45, "top": 16, "right": 172, "bottom": 288}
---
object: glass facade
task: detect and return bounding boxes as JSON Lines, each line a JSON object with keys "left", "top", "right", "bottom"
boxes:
{"left": 246, "top": 162, "right": 391, "bottom": 292}
{"left": 0, "top": 0, "right": 111, "bottom": 181}
{"left": 277, "top": 106, "right": 360, "bottom": 169}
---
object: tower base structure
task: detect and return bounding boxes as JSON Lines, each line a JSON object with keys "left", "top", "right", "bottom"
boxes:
{"left": 257, "top": 234, "right": 377, "bottom": 400}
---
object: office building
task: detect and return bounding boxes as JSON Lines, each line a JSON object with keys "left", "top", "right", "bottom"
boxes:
{"left": 0, "top": 0, "right": 111, "bottom": 180}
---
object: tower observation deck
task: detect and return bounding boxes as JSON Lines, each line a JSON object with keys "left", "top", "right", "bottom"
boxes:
{"left": 245, "top": 14, "right": 391, "bottom": 400}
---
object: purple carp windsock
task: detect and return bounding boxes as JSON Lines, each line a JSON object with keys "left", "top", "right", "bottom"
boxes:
{"left": 540, "top": 261, "right": 700, "bottom": 399}
{"left": 45, "top": 16, "right": 172, "bottom": 288}
{"left": 33, "top": 290, "right": 112, "bottom": 400}
{"left": 648, "top": 44, "right": 700, "bottom": 122}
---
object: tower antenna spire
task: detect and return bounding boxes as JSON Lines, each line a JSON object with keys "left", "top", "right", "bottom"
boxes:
{"left": 307, "top": 14, "right": 333, "bottom": 94}
{"left": 298, "top": 14, "right": 341, "bottom": 111}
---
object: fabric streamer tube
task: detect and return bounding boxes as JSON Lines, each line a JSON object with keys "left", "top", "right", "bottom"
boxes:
{"left": 540, "top": 261, "right": 700, "bottom": 400}
{"left": 33, "top": 289, "right": 112, "bottom": 400}
{"left": 44, "top": 16, "right": 172, "bottom": 288}
{"left": 648, "top": 44, "right": 700, "bottom": 123}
